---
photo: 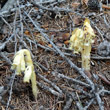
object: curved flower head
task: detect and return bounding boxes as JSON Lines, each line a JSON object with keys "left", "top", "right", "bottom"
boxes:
{"left": 83, "top": 18, "right": 95, "bottom": 37}
{"left": 69, "top": 18, "right": 95, "bottom": 53}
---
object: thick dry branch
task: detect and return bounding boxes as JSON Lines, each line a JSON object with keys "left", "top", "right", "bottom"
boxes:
{"left": 37, "top": 82, "right": 63, "bottom": 97}
{"left": 95, "top": 93, "right": 104, "bottom": 110}
{"left": 51, "top": 71, "right": 90, "bottom": 87}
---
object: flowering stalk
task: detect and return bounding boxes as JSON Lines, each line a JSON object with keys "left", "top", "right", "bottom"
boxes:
{"left": 11, "top": 49, "right": 38, "bottom": 98}
{"left": 81, "top": 44, "right": 91, "bottom": 70}
{"left": 69, "top": 18, "right": 95, "bottom": 71}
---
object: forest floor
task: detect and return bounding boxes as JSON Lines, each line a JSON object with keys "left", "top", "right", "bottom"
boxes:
{"left": 0, "top": 0, "right": 110, "bottom": 110}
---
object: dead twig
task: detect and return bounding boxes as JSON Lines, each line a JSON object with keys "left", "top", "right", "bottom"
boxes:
{"left": 0, "top": 2, "right": 32, "bottom": 17}
{"left": 37, "top": 82, "right": 63, "bottom": 97}
{"left": 63, "top": 95, "right": 73, "bottom": 110}
{"left": 32, "top": 1, "right": 82, "bottom": 16}
{"left": 51, "top": 71, "right": 90, "bottom": 87}
{"left": 0, "top": 34, "right": 14, "bottom": 51}
{"left": 6, "top": 72, "right": 16, "bottom": 110}
{"left": 37, "top": 73, "right": 63, "bottom": 94}
{"left": 1, "top": 0, "right": 15, "bottom": 12}
{"left": 0, "top": 52, "right": 12, "bottom": 65}
{"left": 95, "top": 93, "right": 104, "bottom": 110}
{"left": 91, "top": 56, "right": 110, "bottom": 60}
{"left": 84, "top": 98, "right": 94, "bottom": 110}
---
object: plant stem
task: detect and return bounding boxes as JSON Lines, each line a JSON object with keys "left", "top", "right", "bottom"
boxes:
{"left": 81, "top": 45, "right": 91, "bottom": 71}
{"left": 31, "top": 71, "right": 38, "bottom": 98}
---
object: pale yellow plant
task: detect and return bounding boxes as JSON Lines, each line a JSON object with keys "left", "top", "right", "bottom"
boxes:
{"left": 11, "top": 49, "right": 38, "bottom": 98}
{"left": 69, "top": 18, "right": 95, "bottom": 71}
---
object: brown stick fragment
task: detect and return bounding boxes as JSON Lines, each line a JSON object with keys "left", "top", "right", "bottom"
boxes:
{"left": 98, "top": 74, "right": 110, "bottom": 85}
{"left": 84, "top": 70, "right": 92, "bottom": 79}
{"left": 102, "top": 4, "right": 110, "bottom": 10}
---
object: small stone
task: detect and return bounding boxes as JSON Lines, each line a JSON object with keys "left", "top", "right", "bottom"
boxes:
{"left": 97, "top": 40, "right": 110, "bottom": 56}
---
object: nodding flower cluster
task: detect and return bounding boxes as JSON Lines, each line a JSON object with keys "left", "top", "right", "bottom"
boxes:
{"left": 11, "top": 49, "right": 38, "bottom": 98}
{"left": 69, "top": 18, "right": 95, "bottom": 71}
